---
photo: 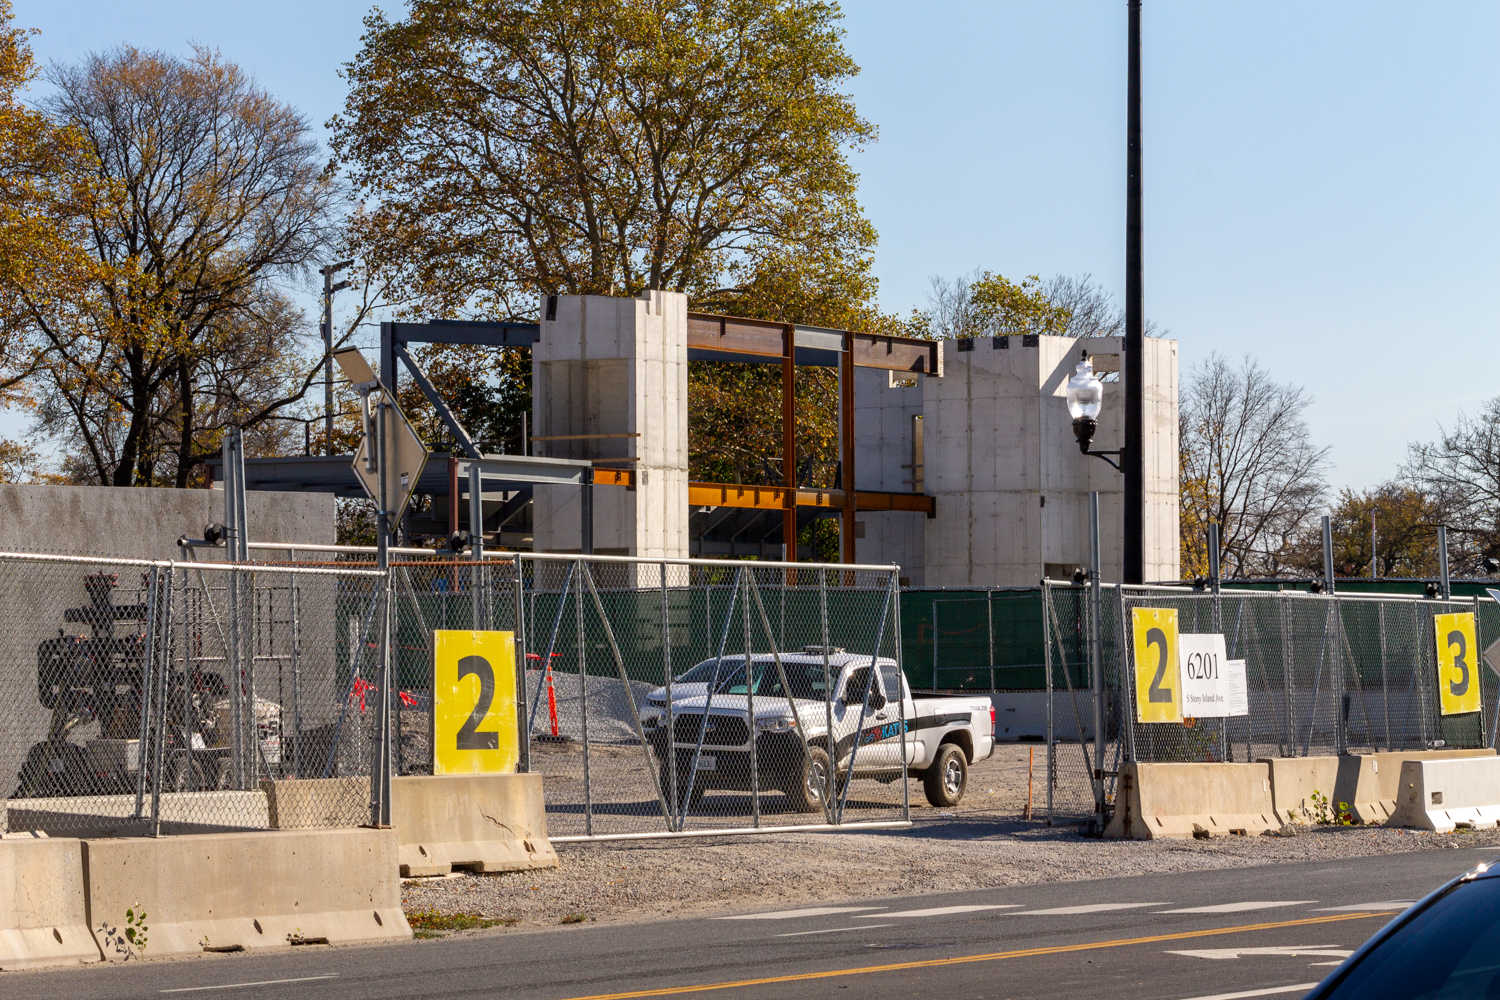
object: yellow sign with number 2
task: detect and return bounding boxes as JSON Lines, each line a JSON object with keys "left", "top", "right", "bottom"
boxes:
{"left": 433, "top": 630, "right": 519, "bottom": 774}
{"left": 1434, "top": 613, "right": 1482, "bottom": 717}
{"left": 1132, "top": 607, "right": 1182, "bottom": 724}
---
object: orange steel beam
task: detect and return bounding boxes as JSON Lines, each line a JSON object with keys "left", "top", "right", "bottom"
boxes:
{"left": 686, "top": 482, "right": 933, "bottom": 515}
{"left": 584, "top": 468, "right": 934, "bottom": 514}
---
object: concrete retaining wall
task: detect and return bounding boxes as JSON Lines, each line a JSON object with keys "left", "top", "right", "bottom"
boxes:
{"left": 1388, "top": 757, "right": 1500, "bottom": 833}
{"left": 9, "top": 790, "right": 270, "bottom": 838}
{"left": 392, "top": 774, "right": 558, "bottom": 876}
{"left": 1261, "top": 749, "right": 1497, "bottom": 826}
{"left": 262, "top": 777, "right": 368, "bottom": 830}
{"left": 82, "top": 828, "right": 408, "bottom": 959}
{"left": 1103, "top": 762, "right": 1278, "bottom": 839}
{"left": 0, "top": 835, "right": 100, "bottom": 970}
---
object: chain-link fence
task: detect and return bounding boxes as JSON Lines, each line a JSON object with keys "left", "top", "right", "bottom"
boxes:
{"left": 517, "top": 557, "right": 909, "bottom": 839}
{"left": 0, "top": 549, "right": 906, "bottom": 841}
{"left": 1044, "top": 582, "right": 1500, "bottom": 826}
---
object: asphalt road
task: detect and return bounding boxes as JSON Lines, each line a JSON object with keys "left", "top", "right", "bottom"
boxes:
{"left": 11, "top": 845, "right": 1499, "bottom": 1000}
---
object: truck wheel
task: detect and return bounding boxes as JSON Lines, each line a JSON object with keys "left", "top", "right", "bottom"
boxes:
{"left": 785, "top": 746, "right": 834, "bottom": 813}
{"left": 923, "top": 744, "right": 967, "bottom": 807}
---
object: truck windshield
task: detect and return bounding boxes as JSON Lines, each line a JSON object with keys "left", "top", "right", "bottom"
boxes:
{"left": 675, "top": 659, "right": 830, "bottom": 699}
{"left": 1315, "top": 873, "right": 1500, "bottom": 999}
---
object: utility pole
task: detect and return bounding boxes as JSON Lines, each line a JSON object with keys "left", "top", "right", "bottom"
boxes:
{"left": 320, "top": 261, "right": 353, "bottom": 455}
{"left": 1124, "top": 0, "right": 1145, "bottom": 585}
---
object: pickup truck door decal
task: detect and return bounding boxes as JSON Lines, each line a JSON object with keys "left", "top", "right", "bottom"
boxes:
{"left": 834, "top": 712, "right": 973, "bottom": 760}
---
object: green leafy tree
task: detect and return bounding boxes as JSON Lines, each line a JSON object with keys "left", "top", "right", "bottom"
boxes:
{"left": 333, "top": 0, "right": 875, "bottom": 317}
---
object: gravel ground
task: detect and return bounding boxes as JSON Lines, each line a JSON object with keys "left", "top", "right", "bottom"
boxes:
{"left": 401, "top": 747, "right": 1500, "bottom": 935}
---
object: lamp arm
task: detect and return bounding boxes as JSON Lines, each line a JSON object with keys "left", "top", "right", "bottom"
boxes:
{"left": 1081, "top": 445, "right": 1125, "bottom": 473}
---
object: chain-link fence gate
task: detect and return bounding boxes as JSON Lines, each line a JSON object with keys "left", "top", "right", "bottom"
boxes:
{"left": 516, "top": 556, "right": 909, "bottom": 840}
{"left": 1044, "top": 581, "right": 1500, "bottom": 827}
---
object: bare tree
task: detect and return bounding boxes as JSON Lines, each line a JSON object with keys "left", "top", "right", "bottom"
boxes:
{"left": 25, "top": 46, "right": 336, "bottom": 486}
{"left": 1042, "top": 273, "right": 1122, "bottom": 338}
{"left": 1402, "top": 396, "right": 1500, "bottom": 568}
{"left": 1180, "top": 354, "right": 1330, "bottom": 578}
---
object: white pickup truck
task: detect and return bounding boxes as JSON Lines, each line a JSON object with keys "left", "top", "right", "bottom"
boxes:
{"left": 641, "top": 647, "right": 995, "bottom": 812}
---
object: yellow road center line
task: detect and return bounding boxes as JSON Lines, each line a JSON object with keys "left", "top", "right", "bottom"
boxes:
{"left": 553, "top": 910, "right": 1393, "bottom": 1000}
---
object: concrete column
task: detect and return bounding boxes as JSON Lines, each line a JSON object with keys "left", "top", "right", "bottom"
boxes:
{"left": 531, "top": 292, "right": 690, "bottom": 561}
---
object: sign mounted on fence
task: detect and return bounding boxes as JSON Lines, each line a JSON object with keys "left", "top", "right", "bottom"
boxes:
{"left": 1434, "top": 612, "right": 1482, "bottom": 717}
{"left": 1131, "top": 607, "right": 1181, "bottom": 724}
{"left": 1177, "top": 633, "right": 1247, "bottom": 718}
{"left": 433, "top": 630, "right": 519, "bottom": 774}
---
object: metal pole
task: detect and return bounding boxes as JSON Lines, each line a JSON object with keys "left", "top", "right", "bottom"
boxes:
{"left": 820, "top": 568, "right": 834, "bottom": 816}
{"left": 515, "top": 554, "right": 530, "bottom": 774}
{"left": 1371, "top": 510, "right": 1378, "bottom": 580}
{"left": 1439, "top": 525, "right": 1451, "bottom": 601}
{"left": 1209, "top": 522, "right": 1225, "bottom": 759}
{"left": 1043, "top": 582, "right": 1054, "bottom": 825}
{"left": 1123, "top": 0, "right": 1145, "bottom": 585}
{"left": 371, "top": 398, "right": 393, "bottom": 827}
{"left": 580, "top": 470, "right": 594, "bottom": 556}
{"left": 576, "top": 560, "right": 592, "bottom": 836}
{"left": 1089, "top": 492, "right": 1105, "bottom": 828}
{"left": 469, "top": 462, "right": 484, "bottom": 629}
{"left": 1322, "top": 515, "right": 1336, "bottom": 595}
{"left": 662, "top": 560, "right": 677, "bottom": 832}
{"left": 323, "top": 269, "right": 334, "bottom": 455}
{"left": 744, "top": 570, "right": 759, "bottom": 828}
{"left": 290, "top": 576, "right": 303, "bottom": 778}
{"left": 986, "top": 589, "right": 996, "bottom": 692}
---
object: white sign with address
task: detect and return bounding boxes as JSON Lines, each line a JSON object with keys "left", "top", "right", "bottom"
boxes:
{"left": 1178, "top": 634, "right": 1248, "bottom": 718}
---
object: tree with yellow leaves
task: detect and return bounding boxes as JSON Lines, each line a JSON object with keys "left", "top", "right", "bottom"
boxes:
{"left": 0, "top": 0, "right": 93, "bottom": 466}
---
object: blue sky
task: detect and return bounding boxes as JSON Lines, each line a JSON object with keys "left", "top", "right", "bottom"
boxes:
{"left": 14, "top": 1, "right": 1499, "bottom": 491}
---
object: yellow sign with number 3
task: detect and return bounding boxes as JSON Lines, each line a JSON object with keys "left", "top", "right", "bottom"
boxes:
{"left": 433, "top": 630, "right": 519, "bottom": 774}
{"left": 1434, "top": 612, "right": 1482, "bottom": 717}
{"left": 1132, "top": 607, "right": 1182, "bottom": 724}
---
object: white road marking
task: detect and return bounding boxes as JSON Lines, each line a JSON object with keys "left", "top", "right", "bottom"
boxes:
{"left": 1008, "top": 903, "right": 1170, "bottom": 915}
{"left": 1158, "top": 901, "right": 1317, "bottom": 914}
{"left": 1168, "top": 945, "right": 1353, "bottom": 961}
{"left": 854, "top": 905, "right": 1021, "bottom": 918}
{"left": 1172, "top": 985, "right": 1321, "bottom": 1000}
{"left": 776, "top": 924, "right": 896, "bottom": 937}
{"left": 1313, "top": 900, "right": 1416, "bottom": 911}
{"left": 718, "top": 906, "right": 885, "bottom": 920}
{"left": 160, "top": 975, "right": 339, "bottom": 994}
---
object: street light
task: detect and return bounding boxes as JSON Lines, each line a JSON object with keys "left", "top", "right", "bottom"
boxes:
{"left": 1065, "top": 351, "right": 1123, "bottom": 472}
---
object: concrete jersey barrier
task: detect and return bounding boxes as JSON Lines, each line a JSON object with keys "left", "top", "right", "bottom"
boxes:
{"left": 1261, "top": 749, "right": 1497, "bottom": 827}
{"left": 0, "top": 835, "right": 100, "bottom": 970}
{"left": 1388, "top": 756, "right": 1500, "bottom": 833}
{"left": 391, "top": 773, "right": 558, "bottom": 876}
{"left": 82, "top": 828, "right": 409, "bottom": 960}
{"left": 1103, "top": 762, "right": 1278, "bottom": 840}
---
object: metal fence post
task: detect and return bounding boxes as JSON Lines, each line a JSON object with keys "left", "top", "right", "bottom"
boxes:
{"left": 662, "top": 560, "right": 677, "bottom": 832}
{"left": 895, "top": 569, "right": 910, "bottom": 823}
{"left": 133, "top": 566, "right": 161, "bottom": 821}
{"left": 744, "top": 568, "right": 759, "bottom": 829}
{"left": 820, "top": 567, "right": 834, "bottom": 820}
{"left": 1088, "top": 492, "right": 1105, "bottom": 827}
{"left": 576, "top": 558, "right": 592, "bottom": 837}
{"left": 1043, "top": 582, "right": 1054, "bottom": 826}
{"left": 515, "top": 554, "right": 530, "bottom": 774}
